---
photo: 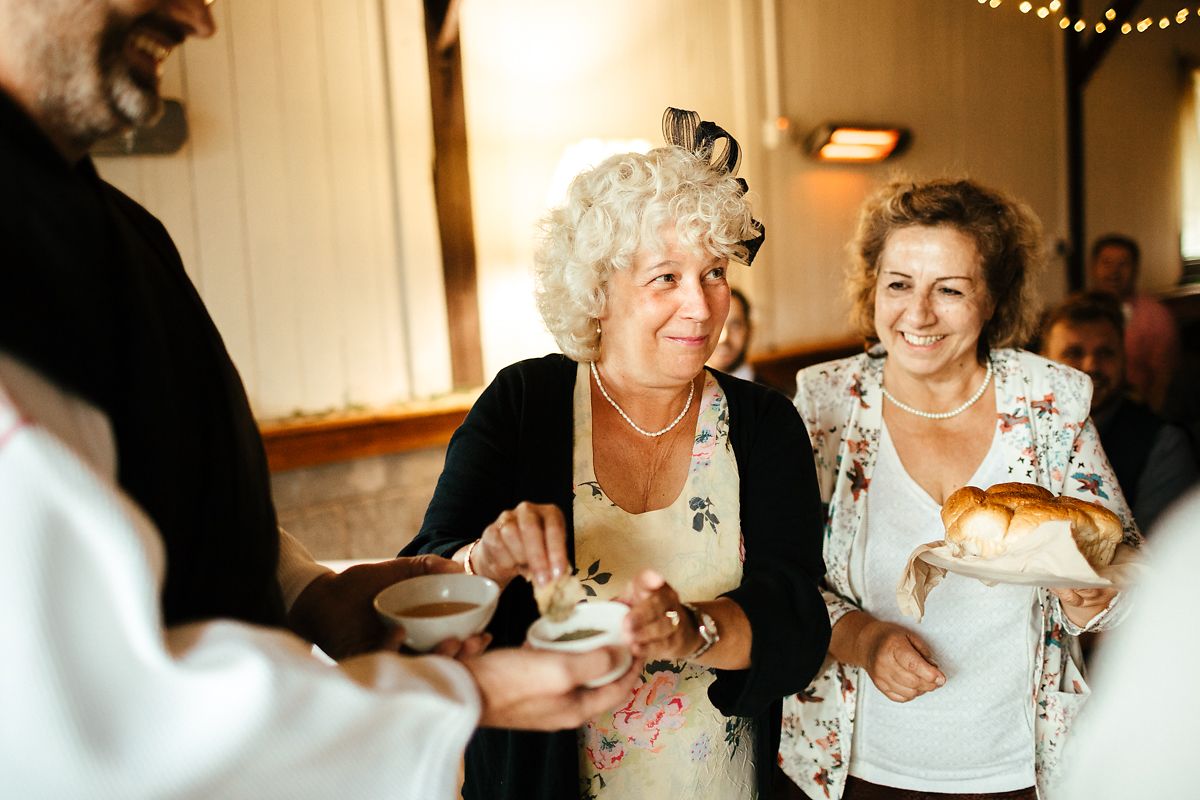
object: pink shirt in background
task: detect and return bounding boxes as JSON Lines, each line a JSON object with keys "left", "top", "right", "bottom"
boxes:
{"left": 1123, "top": 294, "right": 1180, "bottom": 409}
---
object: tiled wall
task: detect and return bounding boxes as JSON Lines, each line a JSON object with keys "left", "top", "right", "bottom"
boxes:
{"left": 271, "top": 446, "right": 448, "bottom": 560}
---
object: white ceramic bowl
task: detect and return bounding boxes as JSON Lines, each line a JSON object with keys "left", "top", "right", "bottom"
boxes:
{"left": 526, "top": 600, "right": 632, "bottom": 687}
{"left": 373, "top": 573, "right": 500, "bottom": 652}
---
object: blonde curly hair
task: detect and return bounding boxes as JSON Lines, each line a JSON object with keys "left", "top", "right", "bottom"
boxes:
{"left": 847, "top": 177, "right": 1046, "bottom": 361}
{"left": 534, "top": 146, "right": 758, "bottom": 362}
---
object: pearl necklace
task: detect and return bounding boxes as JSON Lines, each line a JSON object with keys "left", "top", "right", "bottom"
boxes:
{"left": 590, "top": 361, "right": 695, "bottom": 438}
{"left": 881, "top": 360, "right": 993, "bottom": 420}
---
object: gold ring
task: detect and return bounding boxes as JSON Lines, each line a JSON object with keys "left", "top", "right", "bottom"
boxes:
{"left": 664, "top": 610, "right": 680, "bottom": 628}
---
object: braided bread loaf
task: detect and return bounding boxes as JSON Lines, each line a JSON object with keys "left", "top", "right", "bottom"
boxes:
{"left": 940, "top": 482, "right": 1122, "bottom": 568}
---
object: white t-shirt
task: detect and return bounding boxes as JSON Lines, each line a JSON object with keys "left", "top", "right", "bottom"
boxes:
{"left": 848, "top": 423, "right": 1038, "bottom": 793}
{"left": 0, "top": 354, "right": 480, "bottom": 799}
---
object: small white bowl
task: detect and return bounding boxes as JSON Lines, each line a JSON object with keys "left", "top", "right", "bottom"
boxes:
{"left": 374, "top": 573, "right": 500, "bottom": 652}
{"left": 526, "top": 601, "right": 632, "bottom": 687}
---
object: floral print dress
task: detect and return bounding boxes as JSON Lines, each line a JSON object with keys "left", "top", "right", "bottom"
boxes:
{"left": 572, "top": 362, "right": 755, "bottom": 800}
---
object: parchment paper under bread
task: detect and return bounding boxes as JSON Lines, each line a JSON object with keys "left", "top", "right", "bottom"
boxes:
{"left": 898, "top": 520, "right": 1144, "bottom": 620}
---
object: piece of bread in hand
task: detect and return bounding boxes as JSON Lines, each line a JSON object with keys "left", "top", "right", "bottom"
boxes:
{"left": 943, "top": 482, "right": 1122, "bottom": 568}
{"left": 533, "top": 572, "right": 586, "bottom": 622}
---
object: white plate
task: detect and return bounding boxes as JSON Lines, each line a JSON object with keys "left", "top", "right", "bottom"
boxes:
{"left": 920, "top": 551, "right": 1113, "bottom": 590}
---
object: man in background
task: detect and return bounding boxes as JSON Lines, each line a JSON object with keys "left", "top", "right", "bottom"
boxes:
{"left": 0, "top": 1, "right": 635, "bottom": 796}
{"left": 1041, "top": 291, "right": 1196, "bottom": 533}
{"left": 1089, "top": 234, "right": 1180, "bottom": 412}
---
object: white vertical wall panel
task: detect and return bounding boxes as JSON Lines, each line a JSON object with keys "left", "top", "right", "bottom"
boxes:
{"left": 226, "top": 0, "right": 304, "bottom": 415}
{"left": 94, "top": 0, "right": 450, "bottom": 418}
{"left": 275, "top": 0, "right": 342, "bottom": 412}
{"left": 178, "top": 0, "right": 258, "bottom": 401}
{"left": 381, "top": 0, "right": 453, "bottom": 399}
{"left": 137, "top": 59, "right": 201, "bottom": 286}
{"left": 319, "top": 0, "right": 411, "bottom": 406}
{"left": 354, "top": 0, "right": 412, "bottom": 404}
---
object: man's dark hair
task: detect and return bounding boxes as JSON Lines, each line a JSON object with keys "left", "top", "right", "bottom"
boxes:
{"left": 1090, "top": 234, "right": 1140, "bottom": 267}
{"left": 1041, "top": 290, "right": 1126, "bottom": 343}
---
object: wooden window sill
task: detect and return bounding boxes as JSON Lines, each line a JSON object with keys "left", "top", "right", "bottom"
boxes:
{"left": 258, "top": 395, "right": 475, "bottom": 472}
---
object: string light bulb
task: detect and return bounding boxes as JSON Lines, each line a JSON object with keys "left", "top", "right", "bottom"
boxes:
{"left": 979, "top": 0, "right": 1196, "bottom": 34}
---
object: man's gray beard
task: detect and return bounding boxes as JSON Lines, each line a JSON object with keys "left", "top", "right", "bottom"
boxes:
{"left": 109, "top": 68, "right": 164, "bottom": 129}
{"left": 34, "top": 28, "right": 161, "bottom": 152}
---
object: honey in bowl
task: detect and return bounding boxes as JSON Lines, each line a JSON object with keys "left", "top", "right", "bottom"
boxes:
{"left": 399, "top": 601, "right": 480, "bottom": 618}
{"left": 374, "top": 574, "right": 500, "bottom": 652}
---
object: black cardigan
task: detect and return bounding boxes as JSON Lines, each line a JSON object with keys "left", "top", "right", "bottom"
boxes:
{"left": 404, "top": 354, "right": 830, "bottom": 799}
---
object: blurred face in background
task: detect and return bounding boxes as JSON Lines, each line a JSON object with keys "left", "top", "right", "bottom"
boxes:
{"left": 708, "top": 291, "right": 749, "bottom": 372}
{"left": 1090, "top": 244, "right": 1137, "bottom": 300}
{"left": 1042, "top": 318, "right": 1126, "bottom": 413}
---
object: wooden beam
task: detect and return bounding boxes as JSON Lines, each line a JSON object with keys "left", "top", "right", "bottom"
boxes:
{"left": 434, "top": 0, "right": 461, "bottom": 55}
{"left": 1072, "top": 0, "right": 1142, "bottom": 86}
{"left": 1064, "top": 0, "right": 1141, "bottom": 290}
{"left": 424, "top": 0, "right": 484, "bottom": 388}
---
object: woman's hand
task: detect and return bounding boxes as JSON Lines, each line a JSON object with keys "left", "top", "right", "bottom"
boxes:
{"left": 463, "top": 501, "right": 570, "bottom": 589}
{"left": 1051, "top": 586, "right": 1117, "bottom": 628}
{"left": 619, "top": 570, "right": 700, "bottom": 660}
{"left": 859, "top": 619, "right": 946, "bottom": 703}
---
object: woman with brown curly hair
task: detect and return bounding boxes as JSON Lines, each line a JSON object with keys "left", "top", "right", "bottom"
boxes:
{"left": 778, "top": 178, "right": 1140, "bottom": 800}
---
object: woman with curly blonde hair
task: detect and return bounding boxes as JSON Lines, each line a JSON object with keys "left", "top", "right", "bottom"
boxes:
{"left": 406, "top": 108, "right": 829, "bottom": 800}
{"left": 779, "top": 178, "right": 1140, "bottom": 800}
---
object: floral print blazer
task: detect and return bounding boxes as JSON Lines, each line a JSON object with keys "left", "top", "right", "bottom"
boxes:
{"left": 779, "top": 348, "right": 1140, "bottom": 800}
